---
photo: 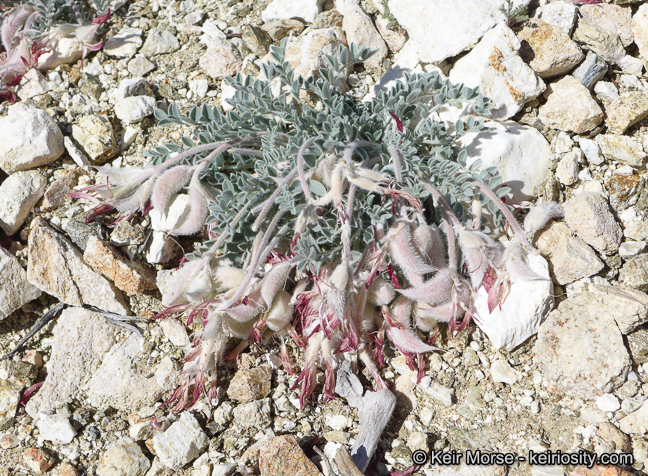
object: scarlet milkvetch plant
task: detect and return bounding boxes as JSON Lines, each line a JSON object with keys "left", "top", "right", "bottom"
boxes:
{"left": 74, "top": 40, "right": 556, "bottom": 411}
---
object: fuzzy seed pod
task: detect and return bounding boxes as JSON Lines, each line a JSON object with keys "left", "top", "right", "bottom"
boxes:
{"left": 162, "top": 259, "right": 212, "bottom": 306}
{"left": 523, "top": 202, "right": 563, "bottom": 237}
{"left": 413, "top": 224, "right": 446, "bottom": 269}
{"left": 266, "top": 290, "right": 293, "bottom": 331}
{"left": 261, "top": 262, "right": 291, "bottom": 306}
{"left": 327, "top": 262, "right": 349, "bottom": 318}
{"left": 398, "top": 268, "right": 454, "bottom": 305}
{"left": 367, "top": 278, "right": 395, "bottom": 306}
{"left": 389, "top": 295, "right": 413, "bottom": 327}
{"left": 386, "top": 326, "right": 437, "bottom": 354}
{"left": 388, "top": 222, "right": 437, "bottom": 286}
{"left": 223, "top": 315, "right": 256, "bottom": 339}
{"left": 171, "top": 184, "right": 209, "bottom": 236}
{"left": 151, "top": 165, "right": 193, "bottom": 213}
{"left": 213, "top": 266, "right": 246, "bottom": 291}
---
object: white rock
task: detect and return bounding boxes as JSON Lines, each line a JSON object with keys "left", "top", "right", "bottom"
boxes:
{"left": 97, "top": 437, "right": 151, "bottom": 476}
{"left": 37, "top": 37, "right": 85, "bottom": 71}
{"left": 555, "top": 151, "right": 580, "bottom": 186}
{"left": 577, "top": 137, "right": 603, "bottom": 166}
{"left": 597, "top": 134, "right": 646, "bottom": 168}
{"left": 0, "top": 102, "right": 64, "bottom": 174}
{"left": 129, "top": 421, "right": 153, "bottom": 441}
{"left": 283, "top": 27, "right": 347, "bottom": 83}
{"left": 619, "top": 400, "right": 648, "bottom": 435}
{"left": 0, "top": 247, "right": 41, "bottom": 320}
{"left": 387, "top": 0, "right": 500, "bottom": 64}
{"left": 596, "top": 393, "right": 621, "bottom": 412}
{"left": 618, "top": 55, "right": 644, "bottom": 76}
{"left": 633, "top": 4, "right": 648, "bottom": 61}
{"left": 573, "top": 19, "right": 625, "bottom": 65}
{"left": 475, "top": 251, "right": 554, "bottom": 351}
{"left": 154, "top": 356, "right": 180, "bottom": 392}
{"left": 145, "top": 231, "right": 180, "bottom": 264}
{"left": 0, "top": 378, "right": 23, "bottom": 430}
{"left": 531, "top": 466, "right": 564, "bottom": 476}
{"left": 64, "top": 136, "right": 92, "bottom": 166}
{"left": 326, "top": 414, "right": 350, "bottom": 431}
{"left": 159, "top": 319, "right": 190, "bottom": 346}
{"left": 449, "top": 23, "right": 544, "bottom": 119}
{"left": 620, "top": 241, "right": 647, "bottom": 258}
{"left": 594, "top": 81, "right": 619, "bottom": 103}
{"left": 153, "top": 412, "right": 208, "bottom": 470}
{"left": 458, "top": 121, "right": 551, "bottom": 202}
{"left": 0, "top": 170, "right": 46, "bottom": 236}
{"left": 534, "top": 1, "right": 578, "bottom": 34}
{"left": 552, "top": 132, "right": 574, "bottom": 155}
{"left": 261, "top": 0, "right": 322, "bottom": 23}
{"left": 37, "top": 411, "right": 76, "bottom": 444}
{"left": 424, "top": 382, "right": 454, "bottom": 406}
{"left": 335, "top": 0, "right": 387, "bottom": 70}
{"left": 113, "top": 78, "right": 152, "bottom": 101}
{"left": 84, "top": 334, "right": 164, "bottom": 412}
{"left": 212, "top": 464, "right": 237, "bottom": 476}
{"left": 563, "top": 191, "right": 623, "bottom": 254}
{"left": 189, "top": 79, "right": 209, "bottom": 98}
{"left": 17, "top": 69, "right": 50, "bottom": 100}
{"left": 104, "top": 27, "right": 143, "bottom": 58}
{"left": 114, "top": 96, "right": 156, "bottom": 124}
{"left": 150, "top": 193, "right": 191, "bottom": 232}
{"left": 580, "top": 3, "right": 633, "bottom": 47}
{"left": 490, "top": 359, "right": 521, "bottom": 385}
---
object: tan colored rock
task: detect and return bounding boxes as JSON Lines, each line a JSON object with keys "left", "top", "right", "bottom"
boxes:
{"left": 0, "top": 246, "right": 41, "bottom": 320}
{"left": 606, "top": 174, "right": 644, "bottom": 211}
{"left": 96, "top": 437, "right": 151, "bottom": 476}
{"left": 596, "top": 421, "right": 630, "bottom": 452}
{"left": 620, "top": 254, "right": 648, "bottom": 291}
{"left": 227, "top": 364, "right": 272, "bottom": 402}
{"left": 605, "top": 92, "right": 648, "bottom": 135}
{"left": 534, "top": 221, "right": 604, "bottom": 284}
{"left": 619, "top": 400, "right": 648, "bottom": 435}
{"left": 517, "top": 20, "right": 584, "bottom": 78}
{"left": 573, "top": 19, "right": 625, "bottom": 65}
{"left": 633, "top": 4, "right": 648, "bottom": 61}
{"left": 336, "top": 0, "right": 387, "bottom": 69}
{"left": 259, "top": 435, "right": 322, "bottom": 476}
{"left": 538, "top": 76, "right": 603, "bottom": 133}
{"left": 597, "top": 134, "right": 646, "bottom": 167}
{"left": 72, "top": 115, "right": 119, "bottom": 165}
{"left": 283, "top": 27, "right": 347, "bottom": 82}
{"left": 41, "top": 167, "right": 85, "bottom": 211}
{"left": 23, "top": 447, "right": 55, "bottom": 474}
{"left": 587, "top": 284, "right": 648, "bottom": 334}
{"left": 84, "top": 236, "right": 156, "bottom": 294}
{"left": 0, "top": 170, "right": 47, "bottom": 235}
{"left": 27, "top": 217, "right": 129, "bottom": 314}
{"left": 580, "top": 3, "right": 633, "bottom": 47}
{"left": 58, "top": 463, "right": 79, "bottom": 476}
{"left": 563, "top": 192, "right": 622, "bottom": 254}
{"left": 375, "top": 16, "right": 407, "bottom": 53}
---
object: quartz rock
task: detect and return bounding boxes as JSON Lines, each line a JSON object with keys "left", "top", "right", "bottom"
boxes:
{"left": 619, "top": 241, "right": 646, "bottom": 258}
{"left": 0, "top": 170, "right": 46, "bottom": 235}
{"left": 283, "top": 27, "right": 347, "bottom": 82}
{"left": 457, "top": 120, "right": 551, "bottom": 202}
{"left": 632, "top": 4, "right": 648, "bottom": 61}
{"left": 261, "top": 0, "right": 323, "bottom": 23}
{"left": 563, "top": 192, "right": 622, "bottom": 254}
{"left": 140, "top": 28, "right": 180, "bottom": 56}
{"left": 449, "top": 23, "right": 545, "bottom": 119}
{"left": 577, "top": 137, "right": 603, "bottom": 165}
{"left": 584, "top": 284, "right": 648, "bottom": 334}
{"left": 104, "top": 27, "right": 143, "bottom": 58}
{"left": 555, "top": 151, "right": 580, "bottom": 186}
{"left": 538, "top": 76, "right": 603, "bottom": 133}
{"left": 535, "top": 291, "right": 631, "bottom": 399}
{"left": 618, "top": 55, "right": 644, "bottom": 76}
{"left": 517, "top": 20, "right": 584, "bottom": 78}
{"left": 153, "top": 412, "right": 208, "bottom": 470}
{"left": 598, "top": 134, "right": 646, "bottom": 167}
{"left": 199, "top": 39, "right": 243, "bottom": 79}
{"left": 534, "top": 1, "right": 578, "bottom": 35}
{"left": 0, "top": 378, "right": 23, "bottom": 430}
{"left": 232, "top": 398, "right": 273, "bottom": 429}
{"left": 375, "top": 16, "right": 407, "bottom": 54}
{"left": 490, "top": 360, "right": 521, "bottom": 385}
{"left": 37, "top": 411, "right": 76, "bottom": 445}
{"left": 114, "top": 96, "right": 156, "bottom": 124}
{"left": 0, "top": 102, "right": 64, "bottom": 174}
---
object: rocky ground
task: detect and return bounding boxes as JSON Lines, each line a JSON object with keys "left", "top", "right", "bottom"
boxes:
{"left": 2, "top": 0, "right": 648, "bottom": 475}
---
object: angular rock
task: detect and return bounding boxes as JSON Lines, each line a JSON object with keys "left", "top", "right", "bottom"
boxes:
{"left": 563, "top": 192, "right": 622, "bottom": 254}
{"left": 23, "top": 447, "right": 55, "bottom": 474}
{"left": 0, "top": 378, "right": 23, "bottom": 430}
{"left": 517, "top": 20, "right": 584, "bottom": 78}
{"left": 633, "top": 4, "right": 648, "bottom": 61}
{"left": 474, "top": 251, "right": 553, "bottom": 351}
{"left": 577, "top": 137, "right": 603, "bottom": 165}
{"left": 241, "top": 24, "right": 272, "bottom": 57}
{"left": 37, "top": 36, "right": 85, "bottom": 71}
{"left": 619, "top": 241, "right": 646, "bottom": 259}
{"left": 387, "top": 0, "right": 499, "bottom": 64}
{"left": 158, "top": 319, "right": 190, "bottom": 347}
{"left": 37, "top": 411, "right": 76, "bottom": 444}
{"left": 27, "top": 218, "right": 129, "bottom": 314}
{"left": 84, "top": 334, "right": 164, "bottom": 412}
{"left": 620, "top": 254, "right": 648, "bottom": 291}
{"left": 199, "top": 39, "right": 243, "bottom": 80}
{"left": 140, "top": 28, "right": 180, "bottom": 56}
{"left": 617, "top": 54, "right": 644, "bottom": 76}
{"left": 104, "top": 27, "right": 143, "bottom": 58}
{"left": 535, "top": 291, "right": 631, "bottom": 399}
{"left": 261, "top": 19, "right": 305, "bottom": 42}
{"left": 597, "top": 134, "right": 646, "bottom": 167}
{"left": 0, "top": 246, "right": 41, "bottom": 320}
{"left": 555, "top": 151, "right": 580, "bottom": 186}
{"left": 335, "top": 0, "right": 387, "bottom": 70}
{"left": 233, "top": 398, "right": 273, "bottom": 429}
{"left": 153, "top": 412, "right": 208, "bottom": 470}
{"left": 607, "top": 174, "right": 643, "bottom": 211}
{"left": 538, "top": 76, "right": 604, "bottom": 133}
{"left": 84, "top": 236, "right": 156, "bottom": 294}
{"left": 449, "top": 23, "right": 545, "bottom": 119}
{"left": 606, "top": 92, "right": 648, "bottom": 135}
{"left": 534, "top": 222, "right": 605, "bottom": 285}
{"left": 25, "top": 307, "right": 116, "bottom": 417}
{"left": 573, "top": 19, "right": 625, "bottom": 65}
{"left": 580, "top": 3, "right": 633, "bottom": 47}
{"left": 128, "top": 56, "right": 156, "bottom": 77}
{"left": 572, "top": 52, "right": 607, "bottom": 90}
{"left": 375, "top": 16, "right": 407, "bottom": 54}
{"left": 258, "top": 435, "right": 322, "bottom": 476}
{"left": 283, "top": 27, "right": 347, "bottom": 82}
{"left": 114, "top": 96, "right": 156, "bottom": 124}
{"left": 457, "top": 121, "right": 551, "bottom": 202}
{"left": 97, "top": 437, "right": 151, "bottom": 476}
{"left": 261, "top": 0, "right": 322, "bottom": 24}
{"left": 17, "top": 68, "right": 50, "bottom": 101}
{"left": 587, "top": 284, "right": 648, "bottom": 334}
{"left": 227, "top": 364, "right": 272, "bottom": 402}
{"left": 72, "top": 115, "right": 118, "bottom": 164}
{"left": 535, "top": 1, "right": 578, "bottom": 34}
{"left": 41, "top": 167, "right": 84, "bottom": 211}
{"left": 0, "top": 170, "right": 46, "bottom": 235}
{"left": 0, "top": 102, "right": 64, "bottom": 174}
{"left": 490, "top": 359, "right": 520, "bottom": 385}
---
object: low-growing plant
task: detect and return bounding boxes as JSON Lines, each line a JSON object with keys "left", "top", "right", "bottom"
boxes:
{"left": 0, "top": 0, "right": 109, "bottom": 102}
{"left": 499, "top": 0, "right": 529, "bottom": 28}
{"left": 74, "top": 40, "right": 557, "bottom": 411}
